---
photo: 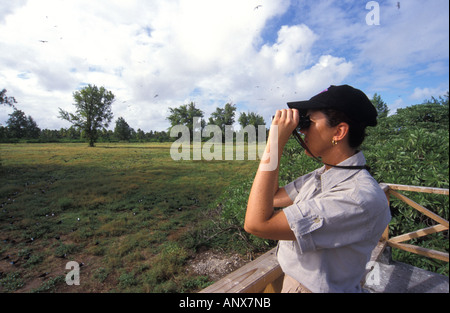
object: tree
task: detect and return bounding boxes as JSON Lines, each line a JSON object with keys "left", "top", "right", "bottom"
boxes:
{"left": 114, "top": 117, "right": 133, "bottom": 141}
{"left": 238, "top": 112, "right": 265, "bottom": 129}
{"left": 0, "top": 89, "right": 17, "bottom": 108}
{"left": 207, "top": 103, "right": 236, "bottom": 142}
{"left": 238, "top": 111, "right": 266, "bottom": 141}
{"left": 136, "top": 128, "right": 146, "bottom": 142}
{"left": 7, "top": 108, "right": 40, "bottom": 139}
{"left": 208, "top": 103, "right": 236, "bottom": 133}
{"left": 167, "top": 102, "right": 204, "bottom": 141}
{"left": 394, "top": 102, "right": 449, "bottom": 131}
{"left": 371, "top": 93, "right": 389, "bottom": 118}
{"left": 59, "top": 84, "right": 114, "bottom": 147}
{"left": 424, "top": 91, "right": 449, "bottom": 106}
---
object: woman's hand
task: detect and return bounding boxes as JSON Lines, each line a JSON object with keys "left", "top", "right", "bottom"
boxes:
{"left": 260, "top": 108, "right": 300, "bottom": 171}
{"left": 271, "top": 109, "right": 299, "bottom": 148}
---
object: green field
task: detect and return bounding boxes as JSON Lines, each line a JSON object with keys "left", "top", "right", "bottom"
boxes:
{"left": 0, "top": 142, "right": 259, "bottom": 292}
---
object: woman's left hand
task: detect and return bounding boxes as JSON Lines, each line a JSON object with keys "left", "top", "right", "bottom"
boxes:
{"left": 271, "top": 109, "right": 299, "bottom": 148}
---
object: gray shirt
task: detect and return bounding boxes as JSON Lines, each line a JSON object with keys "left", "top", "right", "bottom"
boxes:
{"left": 278, "top": 151, "right": 391, "bottom": 293}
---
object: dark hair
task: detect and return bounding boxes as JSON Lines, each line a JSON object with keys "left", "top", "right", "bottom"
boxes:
{"left": 321, "top": 109, "right": 367, "bottom": 148}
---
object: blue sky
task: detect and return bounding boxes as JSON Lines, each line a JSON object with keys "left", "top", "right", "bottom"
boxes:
{"left": 0, "top": 0, "right": 448, "bottom": 131}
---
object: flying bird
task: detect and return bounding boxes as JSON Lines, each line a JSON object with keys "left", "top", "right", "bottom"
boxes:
{"left": 254, "top": 5, "right": 262, "bottom": 10}
{"left": 39, "top": 40, "right": 48, "bottom": 43}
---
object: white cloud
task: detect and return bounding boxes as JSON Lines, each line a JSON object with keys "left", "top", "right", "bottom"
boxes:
{"left": 0, "top": 0, "right": 27, "bottom": 24}
{"left": 1, "top": 0, "right": 446, "bottom": 132}
{"left": 410, "top": 86, "right": 448, "bottom": 102}
{"left": 1, "top": 0, "right": 350, "bottom": 131}
{"left": 292, "top": 0, "right": 448, "bottom": 98}
{"left": 259, "top": 25, "right": 318, "bottom": 73}
{"left": 0, "top": 0, "right": 291, "bottom": 130}
{"left": 389, "top": 98, "right": 406, "bottom": 115}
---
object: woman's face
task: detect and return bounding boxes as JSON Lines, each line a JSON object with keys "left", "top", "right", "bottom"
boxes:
{"left": 302, "top": 110, "right": 336, "bottom": 159}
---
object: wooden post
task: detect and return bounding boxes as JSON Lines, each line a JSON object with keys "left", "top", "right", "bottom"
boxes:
{"left": 380, "top": 183, "right": 390, "bottom": 242}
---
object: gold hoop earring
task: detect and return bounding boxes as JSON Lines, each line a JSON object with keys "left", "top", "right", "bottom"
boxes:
{"left": 332, "top": 139, "right": 338, "bottom": 146}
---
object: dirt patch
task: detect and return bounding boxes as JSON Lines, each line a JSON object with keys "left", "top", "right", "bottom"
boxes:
{"left": 186, "top": 248, "right": 248, "bottom": 282}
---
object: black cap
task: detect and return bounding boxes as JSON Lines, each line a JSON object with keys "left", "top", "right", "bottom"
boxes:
{"left": 287, "top": 85, "right": 378, "bottom": 127}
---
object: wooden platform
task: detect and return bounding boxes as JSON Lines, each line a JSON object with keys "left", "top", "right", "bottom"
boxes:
{"left": 200, "top": 183, "right": 449, "bottom": 294}
{"left": 200, "top": 245, "right": 449, "bottom": 293}
{"left": 200, "top": 248, "right": 283, "bottom": 293}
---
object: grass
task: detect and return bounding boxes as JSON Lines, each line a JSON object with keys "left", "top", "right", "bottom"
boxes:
{"left": 0, "top": 142, "right": 259, "bottom": 292}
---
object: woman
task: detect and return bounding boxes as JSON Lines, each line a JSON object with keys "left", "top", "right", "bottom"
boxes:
{"left": 244, "top": 85, "right": 391, "bottom": 293}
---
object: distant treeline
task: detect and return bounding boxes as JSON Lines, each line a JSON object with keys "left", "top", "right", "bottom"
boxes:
{"left": 0, "top": 124, "right": 172, "bottom": 143}
{"left": 1, "top": 87, "right": 448, "bottom": 145}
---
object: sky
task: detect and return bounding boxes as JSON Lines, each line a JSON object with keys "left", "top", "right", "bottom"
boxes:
{"left": 0, "top": 0, "right": 448, "bottom": 132}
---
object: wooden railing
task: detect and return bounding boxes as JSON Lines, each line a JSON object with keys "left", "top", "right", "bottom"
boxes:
{"left": 200, "top": 183, "right": 449, "bottom": 293}
{"left": 383, "top": 183, "right": 449, "bottom": 262}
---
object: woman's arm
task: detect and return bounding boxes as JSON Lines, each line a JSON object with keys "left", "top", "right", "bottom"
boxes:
{"left": 274, "top": 187, "right": 294, "bottom": 208}
{"left": 244, "top": 109, "right": 298, "bottom": 240}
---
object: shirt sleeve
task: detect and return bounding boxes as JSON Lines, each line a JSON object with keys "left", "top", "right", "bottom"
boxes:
{"left": 284, "top": 203, "right": 323, "bottom": 254}
{"left": 283, "top": 171, "right": 316, "bottom": 202}
{"left": 284, "top": 181, "right": 300, "bottom": 202}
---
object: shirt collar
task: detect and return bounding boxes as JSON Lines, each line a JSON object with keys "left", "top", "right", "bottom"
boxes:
{"left": 316, "top": 151, "right": 367, "bottom": 192}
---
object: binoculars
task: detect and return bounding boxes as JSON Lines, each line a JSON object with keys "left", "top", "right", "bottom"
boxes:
{"left": 271, "top": 114, "right": 311, "bottom": 131}
{"left": 297, "top": 114, "right": 311, "bottom": 130}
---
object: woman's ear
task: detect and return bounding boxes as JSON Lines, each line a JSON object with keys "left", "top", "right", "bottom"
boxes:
{"left": 333, "top": 122, "right": 350, "bottom": 142}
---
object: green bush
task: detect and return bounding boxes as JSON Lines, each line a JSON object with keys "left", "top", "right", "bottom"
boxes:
{"left": 0, "top": 272, "right": 24, "bottom": 292}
